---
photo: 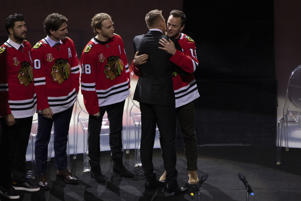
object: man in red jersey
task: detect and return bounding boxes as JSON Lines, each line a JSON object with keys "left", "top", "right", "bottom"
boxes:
{"left": 134, "top": 9, "right": 200, "bottom": 186}
{"left": 0, "top": 13, "right": 40, "bottom": 199}
{"left": 31, "top": 13, "right": 80, "bottom": 189}
{"left": 81, "top": 13, "right": 133, "bottom": 183}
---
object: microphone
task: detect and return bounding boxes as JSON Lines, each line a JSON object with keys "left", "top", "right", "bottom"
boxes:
{"left": 238, "top": 173, "right": 255, "bottom": 196}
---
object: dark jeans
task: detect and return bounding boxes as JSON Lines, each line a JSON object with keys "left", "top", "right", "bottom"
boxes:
{"left": 0, "top": 118, "right": 11, "bottom": 187}
{"left": 176, "top": 102, "right": 198, "bottom": 171}
{"left": 2, "top": 116, "right": 32, "bottom": 182}
{"left": 88, "top": 101, "right": 125, "bottom": 164}
{"left": 140, "top": 102, "right": 177, "bottom": 183}
{"left": 35, "top": 106, "right": 73, "bottom": 175}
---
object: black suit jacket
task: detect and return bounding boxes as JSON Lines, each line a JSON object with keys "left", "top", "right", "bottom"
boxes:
{"left": 133, "top": 30, "right": 174, "bottom": 105}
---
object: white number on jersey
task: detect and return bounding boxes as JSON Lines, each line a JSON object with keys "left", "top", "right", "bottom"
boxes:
{"left": 34, "top": 59, "right": 41, "bottom": 69}
{"left": 82, "top": 64, "right": 91, "bottom": 74}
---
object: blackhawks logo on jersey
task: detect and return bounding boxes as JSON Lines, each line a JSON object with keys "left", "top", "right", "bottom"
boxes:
{"left": 51, "top": 58, "right": 71, "bottom": 84}
{"left": 18, "top": 61, "right": 33, "bottom": 86}
{"left": 33, "top": 42, "right": 42, "bottom": 49}
{"left": 185, "top": 35, "right": 194, "bottom": 43}
{"left": 104, "top": 56, "right": 124, "bottom": 80}
{"left": 0, "top": 46, "right": 6, "bottom": 54}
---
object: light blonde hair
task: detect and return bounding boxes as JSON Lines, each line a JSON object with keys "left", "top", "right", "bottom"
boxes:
{"left": 91, "top": 13, "right": 112, "bottom": 33}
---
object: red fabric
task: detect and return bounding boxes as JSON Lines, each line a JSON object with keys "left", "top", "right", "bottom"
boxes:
{"left": 80, "top": 34, "right": 130, "bottom": 115}
{"left": 31, "top": 37, "right": 80, "bottom": 111}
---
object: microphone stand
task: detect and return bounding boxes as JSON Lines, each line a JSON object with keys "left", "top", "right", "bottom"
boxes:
{"left": 238, "top": 173, "right": 255, "bottom": 201}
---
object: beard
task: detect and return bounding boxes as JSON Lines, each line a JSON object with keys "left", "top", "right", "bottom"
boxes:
{"left": 13, "top": 31, "right": 26, "bottom": 43}
{"left": 102, "top": 31, "right": 114, "bottom": 40}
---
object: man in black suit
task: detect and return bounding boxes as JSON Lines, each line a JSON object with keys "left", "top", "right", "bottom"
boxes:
{"left": 133, "top": 9, "right": 179, "bottom": 193}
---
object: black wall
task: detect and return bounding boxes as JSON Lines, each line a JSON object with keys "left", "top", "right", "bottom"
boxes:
{"left": 182, "top": 0, "right": 276, "bottom": 146}
{"left": 0, "top": 0, "right": 182, "bottom": 60}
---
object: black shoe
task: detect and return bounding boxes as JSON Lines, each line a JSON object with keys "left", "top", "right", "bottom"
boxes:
{"left": 145, "top": 179, "right": 162, "bottom": 190}
{"left": 89, "top": 160, "right": 106, "bottom": 183}
{"left": 91, "top": 171, "right": 106, "bottom": 184}
{"left": 12, "top": 180, "right": 40, "bottom": 192}
{"left": 180, "top": 182, "right": 199, "bottom": 193}
{"left": 113, "top": 165, "right": 134, "bottom": 178}
{"left": 164, "top": 182, "right": 183, "bottom": 197}
{"left": 0, "top": 185, "right": 20, "bottom": 200}
{"left": 56, "top": 170, "right": 79, "bottom": 184}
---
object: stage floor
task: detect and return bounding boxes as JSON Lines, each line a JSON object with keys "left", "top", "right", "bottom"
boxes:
{"left": 8, "top": 146, "right": 301, "bottom": 201}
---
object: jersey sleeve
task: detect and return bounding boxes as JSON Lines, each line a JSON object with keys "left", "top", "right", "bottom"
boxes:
{"left": 0, "top": 46, "right": 10, "bottom": 116}
{"left": 31, "top": 43, "right": 49, "bottom": 111}
{"left": 80, "top": 46, "right": 99, "bottom": 115}
{"left": 68, "top": 38, "right": 80, "bottom": 92}
{"left": 24, "top": 40, "right": 32, "bottom": 49}
{"left": 130, "top": 60, "right": 141, "bottom": 77}
{"left": 169, "top": 37, "right": 199, "bottom": 73}
{"left": 24, "top": 41, "right": 33, "bottom": 65}
{"left": 131, "top": 37, "right": 142, "bottom": 77}
{"left": 117, "top": 35, "right": 130, "bottom": 82}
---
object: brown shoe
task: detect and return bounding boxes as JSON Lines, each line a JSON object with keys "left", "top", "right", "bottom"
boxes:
{"left": 159, "top": 171, "right": 167, "bottom": 183}
{"left": 56, "top": 170, "right": 79, "bottom": 184}
{"left": 188, "top": 170, "right": 199, "bottom": 184}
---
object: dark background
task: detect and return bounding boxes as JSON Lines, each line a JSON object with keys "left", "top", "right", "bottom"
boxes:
{"left": 2, "top": 0, "right": 296, "bottom": 147}
{"left": 0, "top": 0, "right": 182, "bottom": 59}
{"left": 182, "top": 0, "right": 276, "bottom": 146}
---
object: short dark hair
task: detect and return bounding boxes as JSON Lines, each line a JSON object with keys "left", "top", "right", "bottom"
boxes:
{"left": 170, "top": 9, "right": 186, "bottom": 26}
{"left": 43, "top": 13, "right": 68, "bottom": 35}
{"left": 5, "top": 13, "right": 25, "bottom": 34}
{"left": 145, "top": 9, "right": 164, "bottom": 28}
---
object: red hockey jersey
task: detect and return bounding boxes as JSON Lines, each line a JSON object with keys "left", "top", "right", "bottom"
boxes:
{"left": 80, "top": 34, "right": 130, "bottom": 115}
{"left": 171, "top": 33, "right": 200, "bottom": 108}
{"left": 31, "top": 36, "right": 80, "bottom": 114}
{"left": 0, "top": 39, "right": 36, "bottom": 118}
{"left": 0, "top": 44, "right": 9, "bottom": 117}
